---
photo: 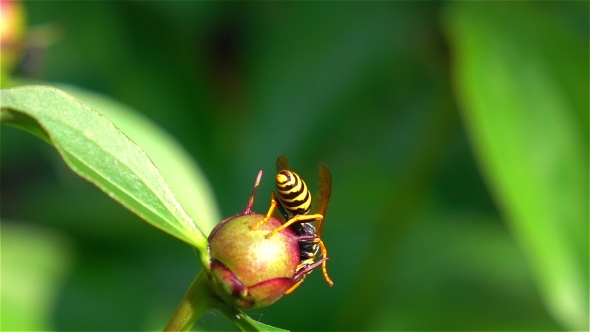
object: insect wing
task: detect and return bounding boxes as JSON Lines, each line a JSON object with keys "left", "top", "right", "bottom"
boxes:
{"left": 315, "top": 162, "right": 332, "bottom": 236}
{"left": 276, "top": 155, "right": 290, "bottom": 172}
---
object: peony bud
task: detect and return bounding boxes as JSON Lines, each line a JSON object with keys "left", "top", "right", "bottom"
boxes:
{"left": 208, "top": 213, "right": 300, "bottom": 309}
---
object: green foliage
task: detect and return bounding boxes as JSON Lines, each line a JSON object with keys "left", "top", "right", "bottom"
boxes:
{"left": 1, "top": 86, "right": 209, "bottom": 258}
{"left": 1, "top": 1, "right": 587, "bottom": 331}
{"left": 1, "top": 222, "right": 73, "bottom": 331}
{"left": 445, "top": 3, "right": 588, "bottom": 329}
{"left": 54, "top": 84, "right": 221, "bottom": 236}
{"left": 1, "top": 86, "right": 285, "bottom": 331}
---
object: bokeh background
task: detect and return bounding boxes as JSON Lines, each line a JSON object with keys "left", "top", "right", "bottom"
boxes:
{"left": 1, "top": 1, "right": 588, "bottom": 331}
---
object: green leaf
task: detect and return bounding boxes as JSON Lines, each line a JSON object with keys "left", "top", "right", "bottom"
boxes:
{"left": 53, "top": 84, "right": 221, "bottom": 236}
{"left": 444, "top": 2, "right": 588, "bottom": 330}
{"left": 1, "top": 85, "right": 209, "bottom": 257}
{"left": 209, "top": 300, "right": 289, "bottom": 332}
{"left": 244, "top": 318, "right": 288, "bottom": 331}
{"left": 231, "top": 314, "right": 288, "bottom": 332}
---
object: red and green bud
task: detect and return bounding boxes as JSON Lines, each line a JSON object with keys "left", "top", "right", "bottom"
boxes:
{"left": 208, "top": 213, "right": 300, "bottom": 309}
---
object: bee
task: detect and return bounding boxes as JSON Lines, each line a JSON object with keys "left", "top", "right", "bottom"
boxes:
{"left": 251, "top": 155, "right": 334, "bottom": 294}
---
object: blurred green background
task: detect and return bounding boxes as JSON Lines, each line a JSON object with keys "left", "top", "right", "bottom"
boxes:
{"left": 1, "top": 1, "right": 588, "bottom": 331}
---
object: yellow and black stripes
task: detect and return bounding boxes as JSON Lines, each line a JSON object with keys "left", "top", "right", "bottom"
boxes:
{"left": 275, "top": 170, "right": 311, "bottom": 215}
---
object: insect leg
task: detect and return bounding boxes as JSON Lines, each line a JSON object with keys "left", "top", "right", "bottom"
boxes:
{"left": 250, "top": 191, "right": 280, "bottom": 229}
{"left": 315, "top": 237, "right": 334, "bottom": 287}
{"left": 285, "top": 256, "right": 327, "bottom": 295}
{"left": 274, "top": 194, "right": 290, "bottom": 221}
{"left": 265, "top": 213, "right": 324, "bottom": 238}
{"left": 297, "top": 236, "right": 333, "bottom": 287}
{"left": 285, "top": 275, "right": 306, "bottom": 294}
{"left": 293, "top": 256, "right": 328, "bottom": 278}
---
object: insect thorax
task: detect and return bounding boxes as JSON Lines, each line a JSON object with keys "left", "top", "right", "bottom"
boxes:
{"left": 291, "top": 222, "right": 320, "bottom": 260}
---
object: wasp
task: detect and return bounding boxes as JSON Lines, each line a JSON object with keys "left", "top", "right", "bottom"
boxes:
{"left": 251, "top": 155, "right": 334, "bottom": 294}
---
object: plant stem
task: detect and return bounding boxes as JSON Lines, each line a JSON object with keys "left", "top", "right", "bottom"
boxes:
{"left": 164, "top": 269, "right": 218, "bottom": 331}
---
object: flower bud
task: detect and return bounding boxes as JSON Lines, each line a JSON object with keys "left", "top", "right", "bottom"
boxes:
{"left": 208, "top": 213, "right": 300, "bottom": 309}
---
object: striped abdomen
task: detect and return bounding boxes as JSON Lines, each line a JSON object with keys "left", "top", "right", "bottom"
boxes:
{"left": 275, "top": 170, "right": 311, "bottom": 216}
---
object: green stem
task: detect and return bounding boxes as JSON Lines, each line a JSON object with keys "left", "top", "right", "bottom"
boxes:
{"left": 164, "top": 269, "right": 218, "bottom": 331}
